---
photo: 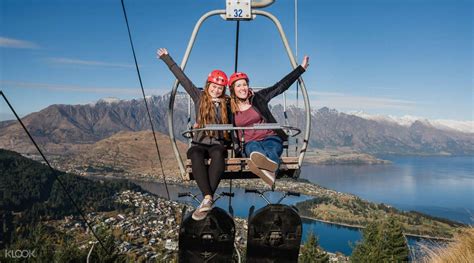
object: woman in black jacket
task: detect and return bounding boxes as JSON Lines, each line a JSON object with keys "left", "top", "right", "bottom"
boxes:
{"left": 229, "top": 56, "right": 309, "bottom": 187}
{"left": 157, "top": 48, "right": 230, "bottom": 220}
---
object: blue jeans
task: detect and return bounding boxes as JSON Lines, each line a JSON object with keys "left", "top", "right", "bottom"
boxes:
{"left": 244, "top": 136, "right": 283, "bottom": 166}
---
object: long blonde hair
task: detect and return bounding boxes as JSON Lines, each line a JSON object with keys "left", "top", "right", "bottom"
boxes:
{"left": 197, "top": 82, "right": 229, "bottom": 140}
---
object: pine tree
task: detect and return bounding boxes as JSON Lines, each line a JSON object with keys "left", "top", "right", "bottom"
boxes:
{"left": 351, "top": 221, "right": 381, "bottom": 262}
{"left": 299, "top": 232, "right": 329, "bottom": 263}
{"left": 381, "top": 216, "right": 409, "bottom": 262}
{"left": 351, "top": 217, "right": 409, "bottom": 262}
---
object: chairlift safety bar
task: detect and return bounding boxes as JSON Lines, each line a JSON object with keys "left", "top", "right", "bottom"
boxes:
{"left": 181, "top": 123, "right": 302, "bottom": 138}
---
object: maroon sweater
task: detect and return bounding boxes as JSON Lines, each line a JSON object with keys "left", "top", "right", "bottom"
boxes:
{"left": 234, "top": 106, "right": 276, "bottom": 142}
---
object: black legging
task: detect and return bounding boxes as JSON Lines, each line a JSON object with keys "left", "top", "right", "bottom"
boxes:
{"left": 187, "top": 144, "right": 227, "bottom": 197}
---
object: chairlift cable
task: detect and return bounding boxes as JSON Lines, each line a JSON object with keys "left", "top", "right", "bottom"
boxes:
{"left": 0, "top": 91, "right": 111, "bottom": 255}
{"left": 120, "top": 0, "right": 170, "bottom": 200}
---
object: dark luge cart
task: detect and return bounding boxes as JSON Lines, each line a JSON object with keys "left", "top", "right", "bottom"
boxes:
{"left": 179, "top": 207, "right": 236, "bottom": 262}
{"left": 245, "top": 189, "right": 303, "bottom": 263}
{"left": 246, "top": 204, "right": 302, "bottom": 262}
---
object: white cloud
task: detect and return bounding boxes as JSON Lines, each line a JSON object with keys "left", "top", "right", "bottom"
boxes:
{"left": 49, "top": 57, "right": 135, "bottom": 68}
{"left": 313, "top": 93, "right": 417, "bottom": 111}
{"left": 0, "top": 80, "right": 167, "bottom": 96}
{"left": 0, "top": 36, "right": 39, "bottom": 49}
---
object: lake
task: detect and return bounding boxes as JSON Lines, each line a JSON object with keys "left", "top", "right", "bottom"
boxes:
{"left": 133, "top": 155, "right": 473, "bottom": 256}
{"left": 300, "top": 155, "right": 473, "bottom": 224}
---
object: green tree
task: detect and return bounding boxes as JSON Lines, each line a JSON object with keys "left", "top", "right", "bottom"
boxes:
{"left": 299, "top": 232, "right": 329, "bottom": 263}
{"left": 351, "top": 221, "right": 381, "bottom": 262}
{"left": 351, "top": 217, "right": 409, "bottom": 263}
{"left": 380, "top": 217, "right": 409, "bottom": 262}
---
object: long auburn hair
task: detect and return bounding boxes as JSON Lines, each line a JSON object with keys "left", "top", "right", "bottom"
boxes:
{"left": 197, "top": 81, "right": 229, "bottom": 140}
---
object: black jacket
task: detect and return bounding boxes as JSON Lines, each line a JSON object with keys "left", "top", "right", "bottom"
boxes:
{"left": 233, "top": 65, "right": 306, "bottom": 154}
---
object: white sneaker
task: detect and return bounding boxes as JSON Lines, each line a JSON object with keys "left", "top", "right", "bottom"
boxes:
{"left": 198, "top": 198, "right": 213, "bottom": 212}
{"left": 248, "top": 160, "right": 275, "bottom": 187}
{"left": 192, "top": 198, "right": 213, "bottom": 221}
{"left": 250, "top": 152, "right": 278, "bottom": 172}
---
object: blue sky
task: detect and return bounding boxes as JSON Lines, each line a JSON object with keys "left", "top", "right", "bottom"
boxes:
{"left": 0, "top": 0, "right": 472, "bottom": 121}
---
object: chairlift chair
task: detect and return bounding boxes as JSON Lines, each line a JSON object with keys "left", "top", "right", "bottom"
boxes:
{"left": 167, "top": 0, "right": 311, "bottom": 181}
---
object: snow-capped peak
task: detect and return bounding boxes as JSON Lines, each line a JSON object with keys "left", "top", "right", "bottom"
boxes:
{"left": 98, "top": 97, "right": 121, "bottom": 104}
{"left": 348, "top": 111, "right": 473, "bottom": 134}
{"left": 88, "top": 97, "right": 121, "bottom": 106}
{"left": 430, "top": 119, "right": 474, "bottom": 134}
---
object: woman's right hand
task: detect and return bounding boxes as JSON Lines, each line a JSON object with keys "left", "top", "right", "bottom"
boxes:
{"left": 156, "top": 48, "right": 169, "bottom": 59}
{"left": 301, "top": 55, "right": 309, "bottom": 70}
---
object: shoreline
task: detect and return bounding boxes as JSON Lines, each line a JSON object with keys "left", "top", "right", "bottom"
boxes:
{"left": 300, "top": 216, "right": 454, "bottom": 242}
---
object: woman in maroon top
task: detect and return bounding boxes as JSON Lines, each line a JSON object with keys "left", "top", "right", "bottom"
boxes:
{"left": 229, "top": 56, "right": 309, "bottom": 187}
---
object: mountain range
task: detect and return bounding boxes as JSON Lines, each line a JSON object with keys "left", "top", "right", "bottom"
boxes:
{"left": 348, "top": 111, "right": 473, "bottom": 134}
{"left": 0, "top": 94, "right": 472, "bottom": 156}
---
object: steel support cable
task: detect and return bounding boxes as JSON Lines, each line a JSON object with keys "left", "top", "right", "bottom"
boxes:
{"left": 234, "top": 21, "right": 240, "bottom": 73}
{"left": 0, "top": 91, "right": 111, "bottom": 254}
{"left": 120, "top": 0, "right": 170, "bottom": 200}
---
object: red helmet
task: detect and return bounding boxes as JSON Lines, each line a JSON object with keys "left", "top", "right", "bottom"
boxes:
{"left": 207, "top": 70, "right": 228, "bottom": 86}
{"left": 229, "top": 72, "right": 249, "bottom": 86}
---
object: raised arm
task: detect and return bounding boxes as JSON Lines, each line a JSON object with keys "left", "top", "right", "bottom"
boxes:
{"left": 157, "top": 48, "right": 201, "bottom": 101}
{"left": 258, "top": 55, "right": 309, "bottom": 101}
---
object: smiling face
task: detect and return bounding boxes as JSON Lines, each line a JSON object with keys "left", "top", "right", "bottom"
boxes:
{"left": 207, "top": 82, "right": 225, "bottom": 98}
{"left": 232, "top": 79, "right": 249, "bottom": 100}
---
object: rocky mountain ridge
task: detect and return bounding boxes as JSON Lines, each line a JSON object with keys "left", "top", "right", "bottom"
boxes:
{"left": 1, "top": 94, "right": 472, "bottom": 156}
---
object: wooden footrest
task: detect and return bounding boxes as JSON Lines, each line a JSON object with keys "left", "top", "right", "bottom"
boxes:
{"left": 185, "top": 157, "right": 299, "bottom": 173}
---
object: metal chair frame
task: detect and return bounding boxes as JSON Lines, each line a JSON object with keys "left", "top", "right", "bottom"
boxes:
{"left": 167, "top": 7, "right": 311, "bottom": 181}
